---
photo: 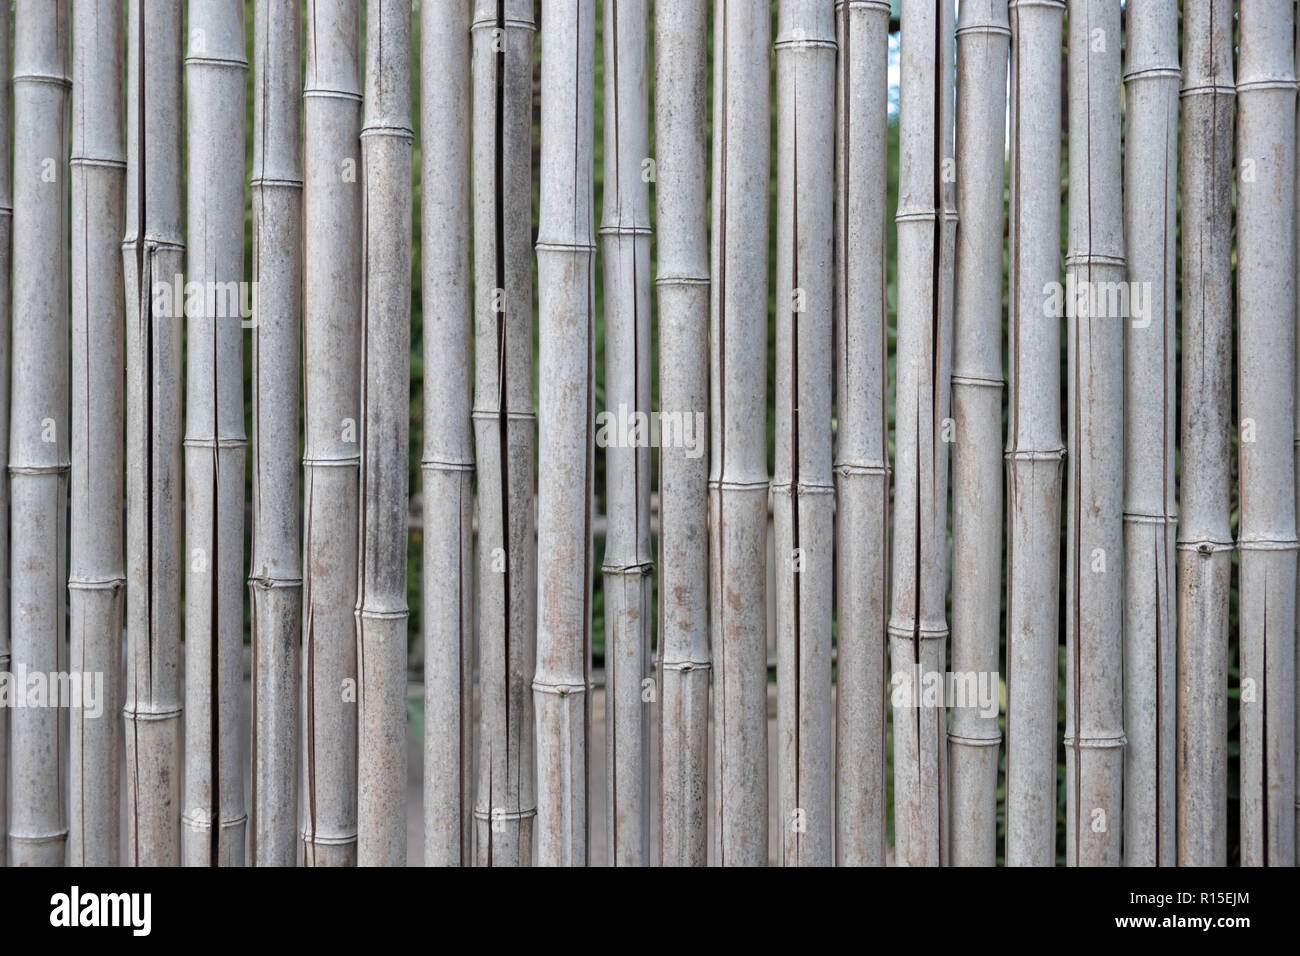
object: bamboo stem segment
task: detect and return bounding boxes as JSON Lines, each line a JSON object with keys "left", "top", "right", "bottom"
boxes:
{"left": 949, "top": 0, "right": 1008, "bottom": 869}
{"left": 249, "top": 0, "right": 302, "bottom": 868}
{"left": 711, "top": 0, "right": 771, "bottom": 866}
{"left": 356, "top": 0, "right": 413, "bottom": 868}
{"left": 301, "top": 0, "right": 361, "bottom": 867}
{"left": 422, "top": 0, "right": 475, "bottom": 869}
{"left": 9, "top": 0, "right": 71, "bottom": 868}
{"left": 69, "top": 0, "right": 126, "bottom": 868}
{"left": 654, "top": 0, "right": 711, "bottom": 869}
{"left": 0, "top": 0, "right": 11, "bottom": 868}
{"left": 534, "top": 0, "right": 597, "bottom": 868}
{"left": 833, "top": 0, "right": 891, "bottom": 868}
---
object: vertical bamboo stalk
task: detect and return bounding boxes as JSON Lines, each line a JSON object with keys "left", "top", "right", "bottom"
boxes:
{"left": 949, "top": 0, "right": 1008, "bottom": 869}
{"left": 1176, "top": 0, "right": 1234, "bottom": 869}
{"left": 1064, "top": 0, "right": 1126, "bottom": 868}
{"left": 534, "top": 0, "right": 596, "bottom": 869}
{"left": 601, "top": 0, "right": 653, "bottom": 867}
{"left": 711, "top": 0, "right": 771, "bottom": 867}
{"left": 356, "top": 0, "right": 413, "bottom": 868}
{"left": 1004, "top": 0, "right": 1064, "bottom": 868}
{"left": 1121, "top": 0, "right": 1177, "bottom": 868}
{"left": 1237, "top": 0, "right": 1297, "bottom": 868}
{"left": 249, "top": 0, "right": 302, "bottom": 868}
{"left": 773, "top": 0, "right": 835, "bottom": 868}
{"left": 301, "top": 0, "right": 361, "bottom": 867}
{"left": 890, "top": 0, "right": 956, "bottom": 867}
{"left": 8, "top": 0, "right": 71, "bottom": 868}
{"left": 69, "top": 0, "right": 125, "bottom": 868}
{"left": 832, "top": 0, "right": 891, "bottom": 868}
{"left": 655, "top": 0, "right": 710, "bottom": 868}
{"left": 472, "top": 0, "right": 537, "bottom": 866}
{"left": 422, "top": 0, "right": 475, "bottom": 869}
{"left": 0, "top": 0, "right": 11, "bottom": 867}
{"left": 182, "top": 0, "right": 247, "bottom": 867}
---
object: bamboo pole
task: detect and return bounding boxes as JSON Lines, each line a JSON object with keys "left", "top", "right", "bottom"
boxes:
{"left": 422, "top": 0, "right": 475, "bottom": 869}
{"left": 949, "top": 0, "right": 1007, "bottom": 869}
{"left": 890, "top": 0, "right": 956, "bottom": 867}
{"left": 711, "top": 0, "right": 771, "bottom": 867}
{"left": 1237, "top": 0, "right": 1297, "bottom": 867}
{"left": 1064, "top": 0, "right": 1126, "bottom": 868}
{"left": 8, "top": 0, "right": 71, "bottom": 868}
{"left": 1176, "top": 0, "right": 1234, "bottom": 869}
{"left": 655, "top": 0, "right": 710, "bottom": 868}
{"left": 0, "top": 0, "right": 10, "bottom": 868}
{"left": 472, "top": 0, "right": 537, "bottom": 866}
{"left": 832, "top": 0, "right": 890, "bottom": 868}
{"left": 69, "top": 0, "right": 125, "bottom": 868}
{"left": 356, "top": 0, "right": 413, "bottom": 868}
{"left": 534, "top": 0, "right": 596, "bottom": 869}
{"left": 249, "top": 0, "right": 302, "bottom": 868}
{"left": 773, "top": 0, "right": 835, "bottom": 868}
{"left": 601, "top": 0, "right": 653, "bottom": 867}
{"left": 182, "top": 0, "right": 248, "bottom": 867}
{"left": 1121, "top": 0, "right": 1177, "bottom": 868}
{"left": 301, "top": 0, "right": 361, "bottom": 867}
{"left": 1004, "top": 0, "right": 1064, "bottom": 868}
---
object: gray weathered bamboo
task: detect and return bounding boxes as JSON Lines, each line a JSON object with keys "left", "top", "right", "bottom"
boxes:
{"left": 249, "top": 0, "right": 302, "bottom": 868}
{"left": 832, "top": 0, "right": 890, "bottom": 868}
{"left": 69, "top": 0, "right": 125, "bottom": 868}
{"left": 890, "top": 0, "right": 956, "bottom": 867}
{"left": 472, "top": 0, "right": 538, "bottom": 866}
{"left": 9, "top": 0, "right": 71, "bottom": 868}
{"left": 773, "top": 0, "right": 835, "bottom": 868}
{"left": 301, "top": 0, "right": 361, "bottom": 867}
{"left": 422, "top": 0, "right": 475, "bottom": 868}
{"left": 654, "top": 0, "right": 710, "bottom": 869}
{"left": 1237, "top": 0, "right": 1298, "bottom": 867}
{"left": 534, "top": 0, "right": 597, "bottom": 868}
{"left": 949, "top": 0, "right": 1008, "bottom": 869}
{"left": 1064, "top": 0, "right": 1126, "bottom": 868}
{"left": 711, "top": 0, "right": 771, "bottom": 866}
{"left": 183, "top": 0, "right": 248, "bottom": 867}
{"left": 1004, "top": 0, "right": 1064, "bottom": 868}
{"left": 356, "top": 0, "right": 413, "bottom": 868}
{"left": 1176, "top": 0, "right": 1234, "bottom": 869}
{"left": 1121, "top": 0, "right": 1178, "bottom": 868}
{"left": 601, "top": 0, "right": 653, "bottom": 867}
{"left": 0, "top": 0, "right": 11, "bottom": 868}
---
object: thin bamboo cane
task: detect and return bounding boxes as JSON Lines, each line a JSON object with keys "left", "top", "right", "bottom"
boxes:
{"left": 1237, "top": 0, "right": 1297, "bottom": 867}
{"left": 249, "top": 0, "right": 302, "bottom": 868}
{"left": 0, "top": 0, "right": 10, "bottom": 868}
{"left": 949, "top": 0, "right": 1008, "bottom": 869}
{"left": 890, "top": 0, "right": 956, "bottom": 868}
{"left": 601, "top": 0, "right": 653, "bottom": 867}
{"left": 123, "top": 0, "right": 184, "bottom": 869}
{"left": 8, "top": 0, "right": 71, "bottom": 868}
{"left": 534, "top": 0, "right": 596, "bottom": 869}
{"left": 422, "top": 0, "right": 475, "bottom": 869}
{"left": 1121, "top": 0, "right": 1177, "bottom": 868}
{"left": 182, "top": 0, "right": 248, "bottom": 867}
{"left": 711, "top": 0, "right": 771, "bottom": 867}
{"left": 1176, "top": 0, "right": 1234, "bottom": 869}
{"left": 773, "top": 0, "right": 835, "bottom": 868}
{"left": 832, "top": 0, "right": 890, "bottom": 868}
{"left": 69, "top": 0, "right": 125, "bottom": 868}
{"left": 655, "top": 0, "right": 710, "bottom": 868}
{"left": 1004, "top": 0, "right": 1064, "bottom": 868}
{"left": 356, "top": 0, "right": 413, "bottom": 868}
{"left": 472, "top": 0, "right": 537, "bottom": 866}
{"left": 1064, "top": 0, "right": 1126, "bottom": 868}
{"left": 301, "top": 0, "right": 361, "bottom": 867}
